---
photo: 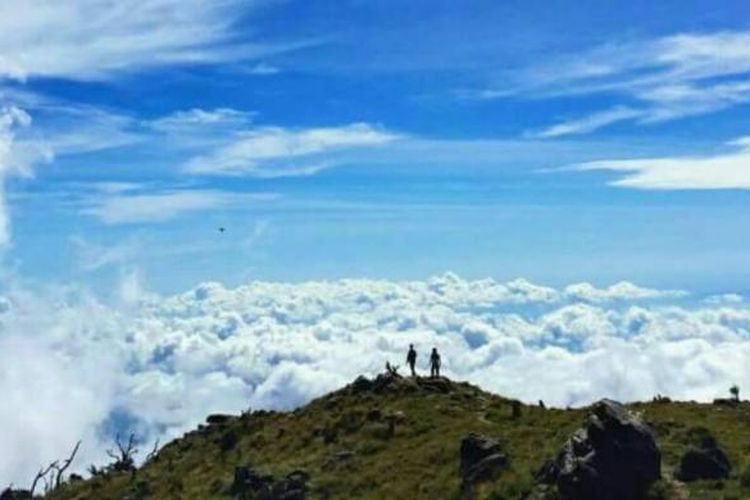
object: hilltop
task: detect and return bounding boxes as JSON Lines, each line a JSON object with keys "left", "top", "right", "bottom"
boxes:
{"left": 22, "top": 372, "right": 750, "bottom": 499}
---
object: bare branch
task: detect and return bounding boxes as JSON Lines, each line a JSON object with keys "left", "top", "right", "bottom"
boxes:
{"left": 30, "top": 461, "right": 57, "bottom": 496}
{"left": 53, "top": 440, "right": 82, "bottom": 488}
{"left": 145, "top": 439, "right": 160, "bottom": 462}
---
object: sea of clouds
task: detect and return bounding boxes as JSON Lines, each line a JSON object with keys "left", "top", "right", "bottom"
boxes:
{"left": 1, "top": 273, "right": 749, "bottom": 484}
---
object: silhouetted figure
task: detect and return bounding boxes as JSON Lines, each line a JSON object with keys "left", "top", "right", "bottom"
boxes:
{"left": 406, "top": 344, "right": 417, "bottom": 376}
{"left": 429, "top": 347, "right": 441, "bottom": 378}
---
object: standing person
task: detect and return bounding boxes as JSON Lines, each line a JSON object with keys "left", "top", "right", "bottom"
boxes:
{"left": 406, "top": 344, "right": 417, "bottom": 377}
{"left": 430, "top": 347, "right": 441, "bottom": 378}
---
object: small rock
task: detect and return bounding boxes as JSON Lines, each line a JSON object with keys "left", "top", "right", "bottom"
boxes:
{"left": 323, "top": 450, "right": 356, "bottom": 471}
{"left": 350, "top": 376, "right": 373, "bottom": 394}
{"left": 460, "top": 433, "right": 508, "bottom": 493}
{"left": 511, "top": 400, "right": 522, "bottom": 419}
{"left": 206, "top": 414, "right": 233, "bottom": 425}
{"left": 366, "top": 408, "right": 382, "bottom": 421}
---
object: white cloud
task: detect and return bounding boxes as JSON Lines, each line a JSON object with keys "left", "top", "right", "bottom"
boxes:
{"left": 182, "top": 123, "right": 401, "bottom": 176}
{"left": 0, "top": 0, "right": 302, "bottom": 81}
{"left": 3, "top": 273, "right": 750, "bottom": 484}
{"left": 82, "top": 189, "right": 278, "bottom": 224}
{"left": 242, "top": 62, "right": 281, "bottom": 76}
{"left": 532, "top": 107, "right": 644, "bottom": 138}
{"left": 148, "top": 108, "right": 256, "bottom": 134}
{"left": 575, "top": 135, "right": 750, "bottom": 189}
{"left": 0, "top": 105, "right": 53, "bottom": 247}
{"left": 564, "top": 281, "right": 688, "bottom": 302}
{"left": 704, "top": 293, "right": 744, "bottom": 305}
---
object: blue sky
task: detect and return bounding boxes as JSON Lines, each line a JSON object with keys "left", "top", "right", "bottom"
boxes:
{"left": 7, "top": 2, "right": 750, "bottom": 481}
{"left": 1, "top": 0, "right": 750, "bottom": 295}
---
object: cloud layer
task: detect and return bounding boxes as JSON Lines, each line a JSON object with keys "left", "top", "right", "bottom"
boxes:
{"left": 1, "top": 273, "right": 749, "bottom": 485}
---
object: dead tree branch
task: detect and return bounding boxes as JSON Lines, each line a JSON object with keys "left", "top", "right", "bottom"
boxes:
{"left": 53, "top": 440, "right": 81, "bottom": 488}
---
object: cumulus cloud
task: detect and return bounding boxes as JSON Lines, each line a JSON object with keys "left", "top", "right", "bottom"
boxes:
{"left": 574, "top": 135, "right": 750, "bottom": 189}
{"left": 2, "top": 273, "right": 749, "bottom": 484}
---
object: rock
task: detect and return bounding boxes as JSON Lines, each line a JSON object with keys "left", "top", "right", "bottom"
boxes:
{"left": 511, "top": 400, "right": 522, "bottom": 419}
{"left": 323, "top": 450, "right": 356, "bottom": 471}
{"left": 206, "top": 414, "right": 233, "bottom": 425}
{"left": 270, "top": 470, "right": 309, "bottom": 500}
{"left": 218, "top": 428, "right": 239, "bottom": 451}
{"left": 366, "top": 408, "right": 382, "bottom": 421}
{"left": 675, "top": 432, "right": 730, "bottom": 481}
{"left": 418, "top": 377, "right": 453, "bottom": 393}
{"left": 372, "top": 373, "right": 398, "bottom": 393}
{"left": 536, "top": 399, "right": 661, "bottom": 500}
{"left": 350, "top": 375, "right": 373, "bottom": 394}
{"left": 0, "top": 490, "right": 31, "bottom": 500}
{"left": 231, "top": 466, "right": 309, "bottom": 499}
{"left": 460, "top": 433, "right": 508, "bottom": 492}
{"left": 712, "top": 398, "right": 739, "bottom": 407}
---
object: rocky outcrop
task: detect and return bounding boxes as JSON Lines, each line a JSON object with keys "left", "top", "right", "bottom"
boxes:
{"left": 675, "top": 431, "right": 730, "bottom": 481}
{"left": 459, "top": 433, "right": 508, "bottom": 494}
{"left": 536, "top": 399, "right": 661, "bottom": 500}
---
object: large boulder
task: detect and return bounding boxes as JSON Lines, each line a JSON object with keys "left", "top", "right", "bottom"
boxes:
{"left": 536, "top": 399, "right": 661, "bottom": 500}
{"left": 675, "top": 432, "right": 730, "bottom": 481}
{"left": 459, "top": 433, "right": 508, "bottom": 493}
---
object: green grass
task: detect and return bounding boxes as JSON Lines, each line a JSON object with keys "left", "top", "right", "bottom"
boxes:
{"left": 46, "top": 378, "right": 750, "bottom": 499}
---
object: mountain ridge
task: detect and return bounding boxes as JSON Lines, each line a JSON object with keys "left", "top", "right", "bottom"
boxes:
{"left": 18, "top": 372, "right": 750, "bottom": 499}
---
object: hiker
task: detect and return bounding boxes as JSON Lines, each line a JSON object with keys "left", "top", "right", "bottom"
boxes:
{"left": 429, "top": 347, "right": 441, "bottom": 378}
{"left": 406, "top": 344, "right": 417, "bottom": 376}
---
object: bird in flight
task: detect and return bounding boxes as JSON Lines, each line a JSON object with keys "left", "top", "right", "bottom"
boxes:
{"left": 219, "top": 227, "right": 226, "bottom": 233}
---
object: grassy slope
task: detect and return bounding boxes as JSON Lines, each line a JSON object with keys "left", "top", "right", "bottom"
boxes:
{"left": 48, "top": 376, "right": 750, "bottom": 499}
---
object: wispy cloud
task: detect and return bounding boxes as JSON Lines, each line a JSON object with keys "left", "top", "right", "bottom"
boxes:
{"left": 148, "top": 108, "right": 256, "bottom": 135}
{"left": 182, "top": 123, "right": 401, "bottom": 177}
{"left": 0, "top": 0, "right": 306, "bottom": 81}
{"left": 531, "top": 106, "right": 644, "bottom": 138}
{"left": 574, "top": 135, "right": 750, "bottom": 190}
{"left": 82, "top": 189, "right": 278, "bottom": 224}
{"left": 477, "top": 31, "right": 750, "bottom": 136}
